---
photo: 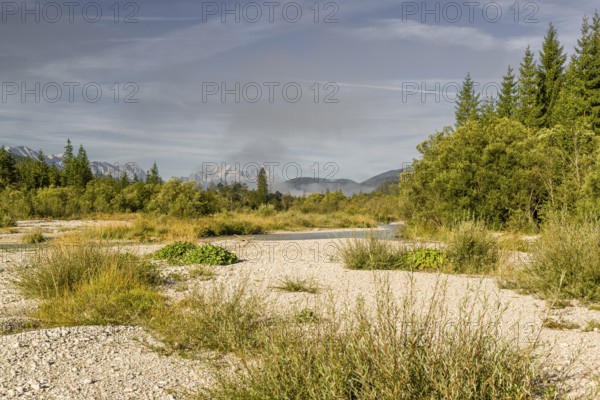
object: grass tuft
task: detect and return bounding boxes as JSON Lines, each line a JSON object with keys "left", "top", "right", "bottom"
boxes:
{"left": 505, "top": 218, "right": 600, "bottom": 302}
{"left": 274, "top": 277, "right": 319, "bottom": 294}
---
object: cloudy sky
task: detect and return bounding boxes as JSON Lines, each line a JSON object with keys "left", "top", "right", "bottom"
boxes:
{"left": 0, "top": 0, "right": 598, "bottom": 181}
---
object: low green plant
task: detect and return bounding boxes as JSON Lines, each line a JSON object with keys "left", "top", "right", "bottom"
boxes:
{"left": 294, "top": 308, "right": 320, "bottom": 323}
{"left": 154, "top": 241, "right": 198, "bottom": 262}
{"left": 183, "top": 244, "right": 238, "bottom": 265}
{"left": 154, "top": 241, "right": 238, "bottom": 266}
{"left": 406, "top": 248, "right": 446, "bottom": 271}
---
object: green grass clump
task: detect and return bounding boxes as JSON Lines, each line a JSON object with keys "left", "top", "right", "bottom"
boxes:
{"left": 274, "top": 277, "right": 319, "bottom": 294}
{"left": 17, "top": 243, "right": 162, "bottom": 326}
{"left": 583, "top": 320, "right": 600, "bottom": 332}
{"left": 154, "top": 241, "right": 238, "bottom": 266}
{"left": 509, "top": 218, "right": 600, "bottom": 302}
{"left": 202, "top": 280, "right": 560, "bottom": 400}
{"left": 21, "top": 229, "right": 46, "bottom": 244}
{"left": 151, "top": 281, "right": 268, "bottom": 355}
{"left": 340, "top": 235, "right": 446, "bottom": 272}
{"left": 445, "top": 220, "right": 498, "bottom": 274}
{"left": 542, "top": 318, "right": 580, "bottom": 330}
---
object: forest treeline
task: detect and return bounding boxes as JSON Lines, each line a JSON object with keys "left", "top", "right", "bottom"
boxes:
{"left": 401, "top": 13, "right": 600, "bottom": 230}
{"left": 0, "top": 140, "right": 398, "bottom": 226}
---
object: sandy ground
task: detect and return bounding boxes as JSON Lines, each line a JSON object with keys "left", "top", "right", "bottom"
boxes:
{"left": 0, "top": 222, "right": 599, "bottom": 399}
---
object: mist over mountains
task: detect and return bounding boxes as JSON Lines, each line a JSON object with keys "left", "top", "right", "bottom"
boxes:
{"left": 6, "top": 146, "right": 404, "bottom": 195}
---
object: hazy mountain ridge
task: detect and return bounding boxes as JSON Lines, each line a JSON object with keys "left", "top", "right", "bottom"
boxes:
{"left": 4, "top": 146, "right": 146, "bottom": 181}
{"left": 184, "top": 166, "right": 405, "bottom": 195}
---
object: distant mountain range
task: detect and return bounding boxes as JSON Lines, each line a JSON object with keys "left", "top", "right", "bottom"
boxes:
{"left": 4, "top": 146, "right": 146, "bottom": 181}
{"left": 184, "top": 165, "right": 405, "bottom": 195}
{"left": 6, "top": 145, "right": 405, "bottom": 194}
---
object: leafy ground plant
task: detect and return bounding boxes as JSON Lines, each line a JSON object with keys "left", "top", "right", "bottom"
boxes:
{"left": 154, "top": 241, "right": 238, "bottom": 266}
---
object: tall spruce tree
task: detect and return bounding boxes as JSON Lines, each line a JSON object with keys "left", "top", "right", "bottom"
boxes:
{"left": 569, "top": 15, "right": 593, "bottom": 119}
{"left": 517, "top": 46, "right": 541, "bottom": 127}
{"left": 62, "top": 139, "right": 77, "bottom": 186}
{"left": 146, "top": 162, "right": 162, "bottom": 185}
{"left": 75, "top": 144, "right": 93, "bottom": 188}
{"left": 256, "top": 167, "right": 269, "bottom": 205}
{"left": 455, "top": 73, "right": 480, "bottom": 127}
{"left": 537, "top": 23, "right": 567, "bottom": 127}
{"left": 497, "top": 66, "right": 518, "bottom": 118}
{"left": 588, "top": 11, "right": 600, "bottom": 133}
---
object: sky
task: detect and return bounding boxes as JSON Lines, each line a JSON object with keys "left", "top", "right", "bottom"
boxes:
{"left": 0, "top": 0, "right": 598, "bottom": 182}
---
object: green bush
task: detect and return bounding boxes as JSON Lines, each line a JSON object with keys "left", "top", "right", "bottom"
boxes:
{"left": 154, "top": 241, "right": 238, "bottom": 265}
{"left": 0, "top": 213, "right": 15, "bottom": 228}
{"left": 445, "top": 220, "right": 498, "bottom": 274}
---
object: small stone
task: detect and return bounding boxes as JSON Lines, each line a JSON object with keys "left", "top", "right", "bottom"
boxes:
{"left": 82, "top": 378, "right": 93, "bottom": 385}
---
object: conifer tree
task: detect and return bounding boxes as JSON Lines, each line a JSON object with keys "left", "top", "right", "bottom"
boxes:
{"left": 146, "top": 162, "right": 162, "bottom": 185}
{"left": 75, "top": 144, "right": 93, "bottom": 188}
{"left": 256, "top": 167, "right": 269, "bottom": 205}
{"left": 62, "top": 139, "right": 77, "bottom": 186}
{"left": 455, "top": 73, "right": 480, "bottom": 127}
{"left": 588, "top": 11, "right": 600, "bottom": 133}
{"left": 537, "top": 23, "right": 567, "bottom": 127}
{"left": 516, "top": 46, "right": 541, "bottom": 127}
{"left": 497, "top": 66, "right": 518, "bottom": 118}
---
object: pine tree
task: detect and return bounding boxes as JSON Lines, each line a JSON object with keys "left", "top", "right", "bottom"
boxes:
{"left": 146, "top": 162, "right": 162, "bottom": 185}
{"left": 256, "top": 167, "right": 268, "bottom": 205}
{"left": 0, "top": 146, "right": 17, "bottom": 189}
{"left": 455, "top": 73, "right": 480, "bottom": 127}
{"left": 537, "top": 23, "right": 567, "bottom": 127}
{"left": 75, "top": 144, "right": 93, "bottom": 188}
{"left": 516, "top": 46, "right": 541, "bottom": 127}
{"left": 62, "top": 139, "right": 77, "bottom": 186}
{"left": 497, "top": 66, "right": 518, "bottom": 118}
{"left": 588, "top": 11, "right": 600, "bottom": 133}
{"left": 479, "top": 97, "right": 498, "bottom": 125}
